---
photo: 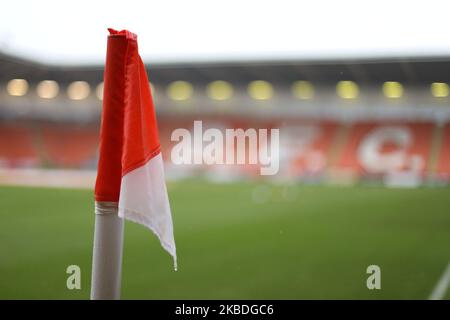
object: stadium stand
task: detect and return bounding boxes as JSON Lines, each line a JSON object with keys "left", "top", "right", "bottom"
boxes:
{"left": 1, "top": 51, "right": 450, "bottom": 185}
{"left": 436, "top": 122, "right": 450, "bottom": 177}
{"left": 40, "top": 124, "right": 98, "bottom": 168}
{"left": 0, "top": 124, "right": 39, "bottom": 167}
{"left": 336, "top": 121, "right": 434, "bottom": 176}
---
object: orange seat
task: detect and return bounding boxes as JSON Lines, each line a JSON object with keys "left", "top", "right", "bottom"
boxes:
{"left": 40, "top": 125, "right": 99, "bottom": 168}
{"left": 0, "top": 125, "right": 38, "bottom": 167}
{"left": 436, "top": 123, "right": 450, "bottom": 174}
{"left": 336, "top": 122, "right": 434, "bottom": 175}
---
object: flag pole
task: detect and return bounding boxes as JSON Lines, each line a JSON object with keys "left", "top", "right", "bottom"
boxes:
{"left": 90, "top": 28, "right": 127, "bottom": 300}
{"left": 90, "top": 202, "right": 124, "bottom": 300}
{"left": 90, "top": 28, "right": 177, "bottom": 300}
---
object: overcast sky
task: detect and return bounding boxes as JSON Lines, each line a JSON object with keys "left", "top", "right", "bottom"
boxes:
{"left": 1, "top": 0, "right": 449, "bottom": 65}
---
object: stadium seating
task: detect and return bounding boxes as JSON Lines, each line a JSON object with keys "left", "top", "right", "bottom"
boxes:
{"left": 436, "top": 122, "right": 450, "bottom": 176}
{"left": 0, "top": 124, "right": 39, "bottom": 167}
{"left": 275, "top": 120, "right": 337, "bottom": 177}
{"left": 40, "top": 124, "right": 99, "bottom": 168}
{"left": 335, "top": 122, "right": 434, "bottom": 176}
{"left": 1, "top": 119, "right": 449, "bottom": 182}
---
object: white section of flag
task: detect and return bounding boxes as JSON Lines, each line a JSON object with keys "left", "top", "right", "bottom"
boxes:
{"left": 118, "top": 153, "right": 177, "bottom": 270}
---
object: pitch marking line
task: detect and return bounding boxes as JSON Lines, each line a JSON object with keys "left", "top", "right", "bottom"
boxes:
{"left": 429, "top": 261, "right": 450, "bottom": 300}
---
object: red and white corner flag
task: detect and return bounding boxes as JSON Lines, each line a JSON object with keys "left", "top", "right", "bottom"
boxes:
{"left": 92, "top": 29, "right": 176, "bottom": 298}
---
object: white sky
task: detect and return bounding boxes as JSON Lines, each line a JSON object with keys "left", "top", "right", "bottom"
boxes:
{"left": 1, "top": 0, "right": 450, "bottom": 65}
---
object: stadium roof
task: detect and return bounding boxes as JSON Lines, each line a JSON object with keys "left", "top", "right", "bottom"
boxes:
{"left": 2, "top": 51, "right": 450, "bottom": 86}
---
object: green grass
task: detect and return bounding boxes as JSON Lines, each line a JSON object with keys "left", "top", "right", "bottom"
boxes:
{"left": 0, "top": 182, "right": 450, "bottom": 299}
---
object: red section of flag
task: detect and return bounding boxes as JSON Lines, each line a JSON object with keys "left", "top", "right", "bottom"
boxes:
{"left": 95, "top": 28, "right": 160, "bottom": 202}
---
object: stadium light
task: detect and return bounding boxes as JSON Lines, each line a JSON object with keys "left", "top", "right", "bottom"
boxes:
{"left": 336, "top": 81, "right": 359, "bottom": 99}
{"left": 248, "top": 80, "right": 273, "bottom": 100}
{"left": 96, "top": 82, "right": 104, "bottom": 100}
{"left": 6, "top": 79, "right": 29, "bottom": 97}
{"left": 67, "top": 81, "right": 91, "bottom": 100}
{"left": 167, "top": 81, "right": 193, "bottom": 101}
{"left": 206, "top": 80, "right": 233, "bottom": 101}
{"left": 382, "top": 81, "right": 403, "bottom": 98}
{"left": 37, "top": 80, "right": 59, "bottom": 99}
{"left": 292, "top": 81, "right": 314, "bottom": 100}
{"left": 430, "top": 82, "right": 449, "bottom": 98}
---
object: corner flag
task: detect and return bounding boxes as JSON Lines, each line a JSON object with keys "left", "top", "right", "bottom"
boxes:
{"left": 91, "top": 28, "right": 177, "bottom": 300}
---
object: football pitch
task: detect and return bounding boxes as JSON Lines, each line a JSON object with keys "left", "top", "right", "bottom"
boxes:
{"left": 1, "top": 181, "right": 449, "bottom": 299}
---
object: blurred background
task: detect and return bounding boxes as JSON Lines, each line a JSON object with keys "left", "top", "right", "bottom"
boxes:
{"left": 0, "top": 0, "right": 449, "bottom": 299}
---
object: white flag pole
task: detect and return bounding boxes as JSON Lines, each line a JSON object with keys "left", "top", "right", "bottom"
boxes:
{"left": 90, "top": 202, "right": 124, "bottom": 300}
